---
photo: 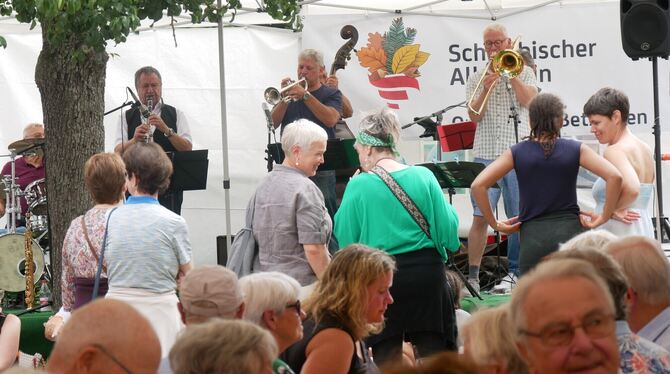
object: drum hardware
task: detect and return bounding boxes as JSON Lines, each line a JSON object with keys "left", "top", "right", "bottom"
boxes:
{"left": 24, "top": 178, "right": 47, "bottom": 217}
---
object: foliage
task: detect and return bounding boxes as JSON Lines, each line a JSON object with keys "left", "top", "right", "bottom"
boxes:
{"left": 357, "top": 17, "right": 430, "bottom": 81}
{"left": 0, "top": 0, "right": 301, "bottom": 53}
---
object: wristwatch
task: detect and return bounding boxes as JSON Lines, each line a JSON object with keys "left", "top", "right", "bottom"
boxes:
{"left": 302, "top": 91, "right": 312, "bottom": 102}
{"left": 164, "top": 128, "right": 175, "bottom": 138}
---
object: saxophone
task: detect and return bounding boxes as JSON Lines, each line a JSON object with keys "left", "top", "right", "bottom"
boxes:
{"left": 24, "top": 212, "right": 34, "bottom": 308}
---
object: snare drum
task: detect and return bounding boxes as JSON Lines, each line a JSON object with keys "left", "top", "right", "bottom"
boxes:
{"left": 0, "top": 234, "right": 45, "bottom": 292}
{"left": 24, "top": 178, "right": 47, "bottom": 216}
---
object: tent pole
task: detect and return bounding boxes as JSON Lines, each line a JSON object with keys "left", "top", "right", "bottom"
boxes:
{"left": 217, "top": 0, "right": 233, "bottom": 258}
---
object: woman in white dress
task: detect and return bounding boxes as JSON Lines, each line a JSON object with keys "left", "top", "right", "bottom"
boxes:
{"left": 583, "top": 87, "right": 655, "bottom": 238}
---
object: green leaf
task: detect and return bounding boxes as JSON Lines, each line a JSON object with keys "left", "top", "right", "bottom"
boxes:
{"left": 0, "top": 36, "right": 6, "bottom": 49}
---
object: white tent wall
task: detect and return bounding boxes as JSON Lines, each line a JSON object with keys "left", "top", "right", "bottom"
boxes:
{"left": 0, "top": 25, "right": 300, "bottom": 265}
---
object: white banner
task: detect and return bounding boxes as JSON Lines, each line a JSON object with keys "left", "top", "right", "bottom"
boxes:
{"left": 303, "top": 2, "right": 670, "bottom": 138}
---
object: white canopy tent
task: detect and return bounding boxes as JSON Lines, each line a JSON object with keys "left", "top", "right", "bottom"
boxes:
{"left": 1, "top": 0, "right": 668, "bottom": 265}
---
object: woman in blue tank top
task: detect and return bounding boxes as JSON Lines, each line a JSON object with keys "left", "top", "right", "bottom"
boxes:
{"left": 471, "top": 93, "right": 623, "bottom": 275}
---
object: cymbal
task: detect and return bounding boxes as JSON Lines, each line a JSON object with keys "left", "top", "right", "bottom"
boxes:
{"left": 8, "top": 138, "right": 45, "bottom": 156}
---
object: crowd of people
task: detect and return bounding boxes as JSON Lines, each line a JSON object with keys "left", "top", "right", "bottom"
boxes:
{"left": 0, "top": 18, "right": 667, "bottom": 374}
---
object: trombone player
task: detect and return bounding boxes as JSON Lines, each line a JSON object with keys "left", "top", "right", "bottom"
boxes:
{"left": 270, "top": 49, "right": 343, "bottom": 225}
{"left": 465, "top": 24, "right": 538, "bottom": 294}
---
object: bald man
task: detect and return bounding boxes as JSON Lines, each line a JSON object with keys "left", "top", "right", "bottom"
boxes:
{"left": 47, "top": 299, "right": 161, "bottom": 374}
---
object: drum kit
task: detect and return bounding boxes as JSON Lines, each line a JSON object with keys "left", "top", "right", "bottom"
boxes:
{"left": 0, "top": 137, "right": 49, "bottom": 294}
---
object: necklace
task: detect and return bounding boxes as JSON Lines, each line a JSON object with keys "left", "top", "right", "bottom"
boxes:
{"left": 373, "top": 157, "right": 395, "bottom": 166}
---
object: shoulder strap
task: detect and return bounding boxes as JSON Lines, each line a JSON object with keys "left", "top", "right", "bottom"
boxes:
{"left": 92, "top": 207, "right": 117, "bottom": 300}
{"left": 80, "top": 215, "right": 107, "bottom": 274}
{"left": 370, "top": 166, "right": 431, "bottom": 239}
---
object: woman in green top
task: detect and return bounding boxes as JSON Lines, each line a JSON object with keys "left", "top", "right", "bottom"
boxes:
{"left": 334, "top": 108, "right": 460, "bottom": 365}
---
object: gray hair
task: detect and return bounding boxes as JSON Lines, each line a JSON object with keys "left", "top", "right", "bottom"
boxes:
{"left": 605, "top": 236, "right": 670, "bottom": 305}
{"left": 240, "top": 272, "right": 301, "bottom": 326}
{"left": 299, "top": 48, "right": 325, "bottom": 67}
{"left": 23, "top": 123, "right": 44, "bottom": 139}
{"left": 483, "top": 23, "right": 508, "bottom": 38}
{"left": 559, "top": 230, "right": 618, "bottom": 252}
{"left": 134, "top": 66, "right": 162, "bottom": 88}
{"left": 509, "top": 258, "right": 614, "bottom": 339}
{"left": 550, "top": 248, "right": 630, "bottom": 321}
{"left": 583, "top": 87, "right": 630, "bottom": 124}
{"left": 358, "top": 108, "right": 401, "bottom": 149}
{"left": 281, "top": 119, "right": 328, "bottom": 154}
{"left": 169, "top": 319, "right": 277, "bottom": 374}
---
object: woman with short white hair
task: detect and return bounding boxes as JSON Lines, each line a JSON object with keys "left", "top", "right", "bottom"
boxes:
{"left": 251, "top": 119, "right": 332, "bottom": 286}
{"left": 240, "top": 272, "right": 304, "bottom": 374}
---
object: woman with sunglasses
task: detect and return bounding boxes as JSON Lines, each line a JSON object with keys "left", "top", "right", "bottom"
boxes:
{"left": 240, "top": 272, "right": 305, "bottom": 374}
{"left": 282, "top": 244, "right": 395, "bottom": 374}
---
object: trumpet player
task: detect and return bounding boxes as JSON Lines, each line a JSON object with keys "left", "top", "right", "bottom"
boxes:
{"left": 114, "top": 66, "right": 193, "bottom": 215}
{"left": 271, "top": 49, "right": 343, "bottom": 223}
{"left": 465, "top": 24, "right": 538, "bottom": 294}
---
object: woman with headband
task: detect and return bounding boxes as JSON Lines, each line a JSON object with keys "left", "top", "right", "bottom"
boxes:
{"left": 334, "top": 108, "right": 460, "bottom": 366}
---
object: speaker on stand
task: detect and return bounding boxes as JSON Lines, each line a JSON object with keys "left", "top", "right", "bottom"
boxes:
{"left": 620, "top": 0, "right": 670, "bottom": 242}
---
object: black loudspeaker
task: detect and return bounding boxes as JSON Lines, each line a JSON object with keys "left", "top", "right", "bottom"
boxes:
{"left": 621, "top": 0, "right": 670, "bottom": 58}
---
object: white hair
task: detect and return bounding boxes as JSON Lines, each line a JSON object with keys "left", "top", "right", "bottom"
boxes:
{"left": 299, "top": 48, "right": 325, "bottom": 67}
{"left": 239, "top": 272, "right": 301, "bottom": 327}
{"left": 358, "top": 107, "right": 401, "bottom": 148}
{"left": 559, "top": 230, "right": 617, "bottom": 252}
{"left": 281, "top": 119, "right": 328, "bottom": 154}
{"left": 483, "top": 23, "right": 508, "bottom": 38}
{"left": 23, "top": 123, "right": 44, "bottom": 139}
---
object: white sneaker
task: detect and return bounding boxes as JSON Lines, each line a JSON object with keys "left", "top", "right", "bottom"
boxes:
{"left": 492, "top": 273, "right": 518, "bottom": 294}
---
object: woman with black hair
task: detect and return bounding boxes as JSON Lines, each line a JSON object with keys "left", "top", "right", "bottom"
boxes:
{"left": 471, "top": 93, "right": 622, "bottom": 275}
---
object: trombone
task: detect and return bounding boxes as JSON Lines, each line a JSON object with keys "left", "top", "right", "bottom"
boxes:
{"left": 467, "top": 36, "right": 525, "bottom": 116}
{"left": 264, "top": 78, "right": 308, "bottom": 106}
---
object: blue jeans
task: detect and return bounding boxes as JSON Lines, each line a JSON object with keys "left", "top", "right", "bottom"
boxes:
{"left": 469, "top": 157, "right": 520, "bottom": 275}
{"left": 309, "top": 170, "right": 339, "bottom": 254}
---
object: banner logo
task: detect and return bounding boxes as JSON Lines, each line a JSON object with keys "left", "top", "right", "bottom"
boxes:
{"left": 357, "top": 17, "right": 430, "bottom": 109}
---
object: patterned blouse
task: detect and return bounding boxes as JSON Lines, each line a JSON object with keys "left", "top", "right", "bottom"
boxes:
{"left": 60, "top": 207, "right": 111, "bottom": 312}
{"left": 617, "top": 320, "right": 670, "bottom": 373}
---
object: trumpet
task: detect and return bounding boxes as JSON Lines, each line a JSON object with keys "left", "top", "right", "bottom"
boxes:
{"left": 467, "top": 36, "right": 525, "bottom": 116}
{"left": 264, "top": 78, "right": 308, "bottom": 106}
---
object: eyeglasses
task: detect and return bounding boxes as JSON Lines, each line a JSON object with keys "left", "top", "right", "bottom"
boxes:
{"left": 91, "top": 344, "right": 134, "bottom": 374}
{"left": 484, "top": 39, "right": 509, "bottom": 49}
{"left": 519, "top": 313, "right": 615, "bottom": 347}
{"left": 285, "top": 300, "right": 301, "bottom": 315}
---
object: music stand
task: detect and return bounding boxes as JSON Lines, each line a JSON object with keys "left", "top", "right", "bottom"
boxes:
{"left": 266, "top": 139, "right": 360, "bottom": 171}
{"left": 437, "top": 121, "right": 477, "bottom": 153}
{"left": 165, "top": 150, "right": 209, "bottom": 212}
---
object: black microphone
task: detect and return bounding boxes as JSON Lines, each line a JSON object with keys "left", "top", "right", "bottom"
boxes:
{"left": 126, "top": 87, "right": 151, "bottom": 118}
{"left": 262, "top": 103, "right": 273, "bottom": 129}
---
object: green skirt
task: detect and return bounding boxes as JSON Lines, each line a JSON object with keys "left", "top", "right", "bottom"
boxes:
{"left": 519, "top": 211, "right": 584, "bottom": 275}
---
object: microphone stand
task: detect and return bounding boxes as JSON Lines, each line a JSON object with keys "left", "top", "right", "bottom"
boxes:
{"left": 104, "top": 101, "right": 134, "bottom": 116}
{"left": 262, "top": 106, "right": 278, "bottom": 173}
{"left": 503, "top": 76, "right": 520, "bottom": 144}
{"left": 402, "top": 101, "right": 467, "bottom": 130}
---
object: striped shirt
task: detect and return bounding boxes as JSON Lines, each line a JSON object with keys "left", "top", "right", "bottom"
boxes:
{"left": 466, "top": 65, "right": 536, "bottom": 160}
{"left": 106, "top": 198, "right": 192, "bottom": 293}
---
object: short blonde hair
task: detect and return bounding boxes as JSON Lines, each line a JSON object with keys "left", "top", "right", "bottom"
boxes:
{"left": 605, "top": 236, "right": 670, "bottom": 304}
{"left": 84, "top": 153, "right": 126, "bottom": 205}
{"left": 304, "top": 244, "right": 395, "bottom": 340}
{"left": 169, "top": 319, "right": 277, "bottom": 374}
{"left": 462, "top": 305, "right": 529, "bottom": 373}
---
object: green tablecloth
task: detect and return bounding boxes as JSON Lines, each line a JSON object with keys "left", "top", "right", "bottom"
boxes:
{"left": 461, "top": 293, "right": 510, "bottom": 313}
{"left": 7, "top": 310, "right": 54, "bottom": 358}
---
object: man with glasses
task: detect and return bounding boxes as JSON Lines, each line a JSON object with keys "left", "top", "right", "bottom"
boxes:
{"left": 509, "top": 258, "right": 620, "bottom": 373}
{"left": 47, "top": 299, "right": 161, "bottom": 374}
{"left": 465, "top": 23, "right": 538, "bottom": 294}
